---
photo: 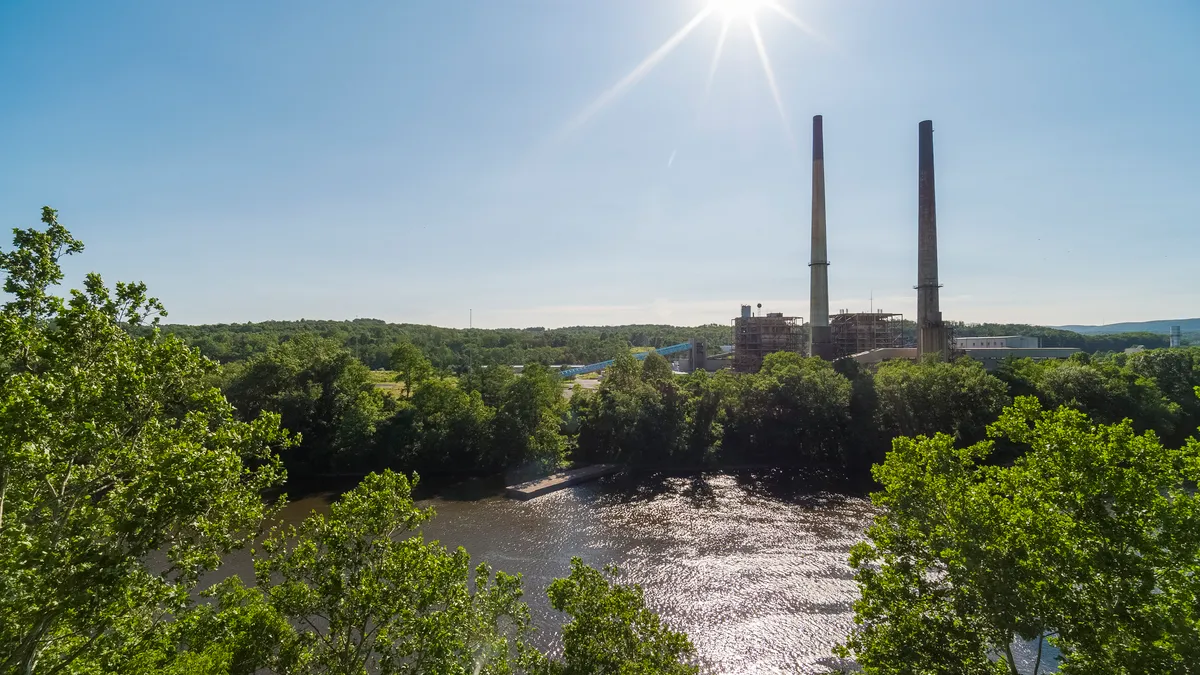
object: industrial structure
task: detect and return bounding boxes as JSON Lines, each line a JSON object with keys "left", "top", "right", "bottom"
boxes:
{"left": 915, "top": 120, "right": 948, "bottom": 360}
{"left": 955, "top": 335, "right": 1040, "bottom": 349}
{"left": 954, "top": 341, "right": 1080, "bottom": 370}
{"left": 1171, "top": 326, "right": 1182, "bottom": 348}
{"left": 732, "top": 305, "right": 805, "bottom": 373}
{"left": 808, "top": 115, "right": 833, "bottom": 360}
{"left": 831, "top": 310, "right": 906, "bottom": 359}
{"left": 713, "top": 116, "right": 1076, "bottom": 373}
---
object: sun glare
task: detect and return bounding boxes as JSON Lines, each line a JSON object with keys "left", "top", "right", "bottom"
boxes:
{"left": 561, "top": 0, "right": 825, "bottom": 141}
{"left": 709, "top": 0, "right": 772, "bottom": 20}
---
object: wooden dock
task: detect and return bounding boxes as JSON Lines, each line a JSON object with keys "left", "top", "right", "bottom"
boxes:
{"left": 505, "top": 464, "right": 621, "bottom": 500}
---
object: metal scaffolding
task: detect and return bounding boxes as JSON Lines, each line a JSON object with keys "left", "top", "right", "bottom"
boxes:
{"left": 732, "top": 313, "right": 805, "bottom": 373}
{"left": 830, "top": 310, "right": 905, "bottom": 359}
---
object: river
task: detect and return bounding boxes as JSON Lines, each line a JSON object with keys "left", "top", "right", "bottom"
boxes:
{"left": 242, "top": 470, "right": 873, "bottom": 674}
{"left": 229, "top": 469, "right": 1053, "bottom": 674}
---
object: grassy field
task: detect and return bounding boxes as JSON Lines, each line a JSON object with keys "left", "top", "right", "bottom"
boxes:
{"left": 368, "top": 369, "right": 405, "bottom": 396}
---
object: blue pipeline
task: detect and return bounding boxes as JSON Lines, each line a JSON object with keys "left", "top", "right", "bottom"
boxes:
{"left": 558, "top": 342, "right": 692, "bottom": 379}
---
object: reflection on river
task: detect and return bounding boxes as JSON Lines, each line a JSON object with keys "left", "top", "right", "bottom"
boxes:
{"left": 219, "top": 468, "right": 1060, "bottom": 674}
{"left": 420, "top": 470, "right": 872, "bottom": 674}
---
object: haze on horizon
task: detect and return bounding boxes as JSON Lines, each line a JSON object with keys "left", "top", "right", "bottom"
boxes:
{"left": 1, "top": 0, "right": 1197, "bottom": 330}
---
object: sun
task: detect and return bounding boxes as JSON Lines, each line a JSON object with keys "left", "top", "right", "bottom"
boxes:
{"left": 561, "top": 0, "right": 824, "bottom": 141}
{"left": 709, "top": 0, "right": 773, "bottom": 20}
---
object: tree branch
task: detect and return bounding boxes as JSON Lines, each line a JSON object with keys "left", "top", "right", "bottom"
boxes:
{"left": 1003, "top": 637, "right": 1020, "bottom": 675}
{"left": 0, "top": 467, "right": 8, "bottom": 529}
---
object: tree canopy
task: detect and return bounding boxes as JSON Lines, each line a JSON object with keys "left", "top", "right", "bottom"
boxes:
{"left": 0, "top": 208, "right": 289, "bottom": 673}
{"left": 839, "top": 395, "right": 1200, "bottom": 674}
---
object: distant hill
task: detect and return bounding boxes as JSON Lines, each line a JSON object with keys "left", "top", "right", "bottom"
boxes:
{"left": 1053, "top": 318, "right": 1200, "bottom": 335}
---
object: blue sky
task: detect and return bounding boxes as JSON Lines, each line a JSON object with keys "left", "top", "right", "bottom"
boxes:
{"left": 1, "top": 0, "right": 1197, "bottom": 328}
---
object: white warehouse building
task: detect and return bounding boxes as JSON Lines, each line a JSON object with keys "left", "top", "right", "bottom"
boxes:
{"left": 955, "top": 335, "right": 1041, "bottom": 349}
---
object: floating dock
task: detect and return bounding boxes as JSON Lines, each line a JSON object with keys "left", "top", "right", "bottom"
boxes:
{"left": 505, "top": 464, "right": 621, "bottom": 500}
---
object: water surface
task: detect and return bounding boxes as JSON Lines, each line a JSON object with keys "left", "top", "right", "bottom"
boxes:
{"left": 417, "top": 471, "right": 873, "bottom": 674}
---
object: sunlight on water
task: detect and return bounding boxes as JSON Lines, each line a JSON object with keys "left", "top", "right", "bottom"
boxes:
{"left": 420, "top": 471, "right": 872, "bottom": 674}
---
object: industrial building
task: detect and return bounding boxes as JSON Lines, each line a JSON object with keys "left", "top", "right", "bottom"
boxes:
{"left": 951, "top": 334, "right": 1081, "bottom": 368}
{"left": 955, "top": 335, "right": 1040, "bottom": 349}
{"left": 732, "top": 305, "right": 805, "bottom": 373}
{"left": 724, "top": 117, "right": 1076, "bottom": 373}
{"left": 959, "top": 346, "right": 1080, "bottom": 370}
{"left": 831, "top": 311, "right": 906, "bottom": 359}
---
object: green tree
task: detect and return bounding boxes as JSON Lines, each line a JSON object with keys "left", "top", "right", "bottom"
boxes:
{"left": 527, "top": 557, "right": 697, "bottom": 675}
{"left": 840, "top": 396, "right": 1200, "bottom": 674}
{"left": 572, "top": 351, "right": 692, "bottom": 465}
{"left": 873, "top": 357, "right": 1008, "bottom": 444}
{"left": 391, "top": 341, "right": 434, "bottom": 396}
{"left": 639, "top": 352, "right": 674, "bottom": 383}
{"left": 995, "top": 355, "right": 1181, "bottom": 441}
{"left": 604, "top": 351, "right": 642, "bottom": 391}
{"left": 461, "top": 365, "right": 518, "bottom": 409}
{"left": 730, "top": 353, "right": 853, "bottom": 464}
{"left": 0, "top": 209, "right": 287, "bottom": 674}
{"left": 224, "top": 334, "right": 389, "bottom": 477}
{"left": 679, "top": 369, "right": 740, "bottom": 463}
{"left": 250, "top": 471, "right": 530, "bottom": 674}
{"left": 489, "top": 363, "right": 567, "bottom": 471}
{"left": 156, "top": 577, "right": 306, "bottom": 675}
{"left": 405, "top": 377, "right": 493, "bottom": 475}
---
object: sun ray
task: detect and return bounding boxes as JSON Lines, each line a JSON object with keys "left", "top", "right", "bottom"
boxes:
{"left": 705, "top": 17, "right": 732, "bottom": 96}
{"left": 748, "top": 16, "right": 792, "bottom": 142}
{"left": 766, "top": 2, "right": 827, "bottom": 43}
{"left": 563, "top": 7, "right": 715, "bottom": 136}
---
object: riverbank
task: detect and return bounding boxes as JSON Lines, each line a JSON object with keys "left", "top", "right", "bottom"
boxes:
{"left": 278, "top": 461, "right": 878, "bottom": 503}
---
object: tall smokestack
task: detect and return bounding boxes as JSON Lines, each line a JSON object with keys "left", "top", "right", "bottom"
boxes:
{"left": 916, "top": 120, "right": 947, "bottom": 359}
{"left": 809, "top": 115, "right": 832, "bottom": 360}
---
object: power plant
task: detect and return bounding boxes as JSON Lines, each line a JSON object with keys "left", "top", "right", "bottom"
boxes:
{"left": 559, "top": 117, "right": 1081, "bottom": 378}
{"left": 733, "top": 116, "right": 927, "bottom": 372}
{"left": 727, "top": 117, "right": 1081, "bottom": 373}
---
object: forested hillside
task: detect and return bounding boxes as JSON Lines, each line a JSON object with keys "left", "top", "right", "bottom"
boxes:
{"left": 1056, "top": 317, "right": 1200, "bottom": 334}
{"left": 950, "top": 321, "right": 1171, "bottom": 351}
{"left": 159, "top": 318, "right": 1166, "bottom": 374}
{"left": 158, "top": 320, "right": 734, "bottom": 370}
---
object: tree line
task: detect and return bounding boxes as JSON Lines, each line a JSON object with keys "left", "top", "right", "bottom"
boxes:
{"left": 208, "top": 320, "right": 1200, "bottom": 486}
{"left": 158, "top": 319, "right": 733, "bottom": 371}
{"left": 156, "top": 315, "right": 1167, "bottom": 375}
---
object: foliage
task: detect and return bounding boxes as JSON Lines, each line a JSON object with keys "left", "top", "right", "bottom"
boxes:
{"left": 223, "top": 334, "right": 391, "bottom": 476}
{"left": 486, "top": 363, "right": 567, "bottom": 471}
{"left": 249, "top": 470, "right": 532, "bottom": 674}
{"left": 159, "top": 472, "right": 693, "bottom": 675}
{"left": 0, "top": 209, "right": 287, "bottom": 674}
{"left": 0, "top": 206, "right": 695, "bottom": 675}
{"left": 159, "top": 320, "right": 734, "bottom": 371}
{"left": 390, "top": 341, "right": 433, "bottom": 396}
{"left": 729, "top": 352, "right": 853, "bottom": 464}
{"left": 873, "top": 356, "right": 1009, "bottom": 445}
{"left": 159, "top": 576, "right": 306, "bottom": 675}
{"left": 526, "top": 557, "right": 698, "bottom": 675}
{"left": 402, "top": 377, "right": 494, "bottom": 476}
{"left": 839, "top": 396, "right": 1200, "bottom": 674}
{"left": 571, "top": 352, "right": 691, "bottom": 465}
{"left": 994, "top": 350, "right": 1195, "bottom": 443}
